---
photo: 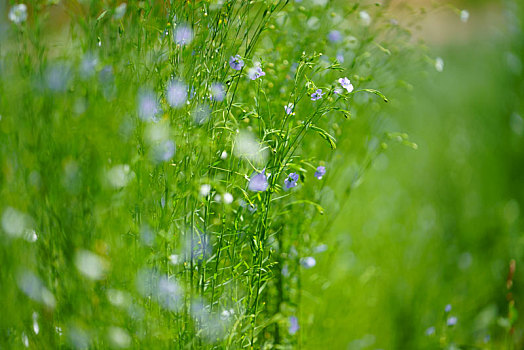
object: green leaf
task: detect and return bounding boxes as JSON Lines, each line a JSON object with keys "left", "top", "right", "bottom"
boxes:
{"left": 357, "top": 88, "right": 389, "bottom": 103}
{"left": 310, "top": 125, "right": 337, "bottom": 150}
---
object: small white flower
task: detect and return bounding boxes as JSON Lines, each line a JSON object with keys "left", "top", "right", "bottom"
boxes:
{"left": 21, "top": 332, "right": 29, "bottom": 347}
{"left": 32, "top": 312, "right": 39, "bottom": 335}
{"left": 9, "top": 4, "right": 28, "bottom": 25}
{"left": 460, "top": 10, "right": 469, "bottom": 23}
{"left": 300, "top": 256, "right": 316, "bottom": 269}
{"left": 435, "top": 57, "right": 444, "bottom": 72}
{"left": 359, "top": 11, "right": 371, "bottom": 26}
{"left": 223, "top": 192, "right": 234, "bottom": 204}
{"left": 338, "top": 77, "right": 354, "bottom": 93}
{"left": 168, "top": 254, "right": 181, "bottom": 265}
{"left": 108, "top": 327, "right": 131, "bottom": 349}
{"left": 200, "top": 184, "right": 211, "bottom": 197}
{"left": 220, "top": 308, "right": 235, "bottom": 320}
{"left": 113, "top": 3, "right": 127, "bottom": 20}
{"left": 220, "top": 150, "right": 228, "bottom": 159}
{"left": 75, "top": 250, "right": 108, "bottom": 280}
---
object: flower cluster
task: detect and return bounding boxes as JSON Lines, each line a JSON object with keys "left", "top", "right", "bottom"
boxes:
{"left": 248, "top": 166, "right": 326, "bottom": 192}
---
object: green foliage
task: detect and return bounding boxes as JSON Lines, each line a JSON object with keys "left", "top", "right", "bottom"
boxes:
{"left": 1, "top": 0, "right": 522, "bottom": 349}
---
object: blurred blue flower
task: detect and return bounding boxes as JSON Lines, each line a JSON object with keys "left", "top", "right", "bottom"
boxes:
{"left": 447, "top": 316, "right": 457, "bottom": 327}
{"left": 300, "top": 256, "right": 316, "bottom": 269}
{"left": 338, "top": 77, "right": 354, "bottom": 93}
{"left": 311, "top": 89, "right": 324, "bottom": 101}
{"left": 336, "top": 51, "right": 345, "bottom": 63}
{"left": 210, "top": 83, "right": 225, "bottom": 102}
{"left": 138, "top": 90, "right": 160, "bottom": 121}
{"left": 229, "top": 55, "right": 244, "bottom": 71}
{"left": 79, "top": 52, "right": 98, "bottom": 79}
{"left": 284, "top": 173, "right": 299, "bottom": 190}
{"left": 288, "top": 316, "right": 299, "bottom": 335}
{"left": 154, "top": 140, "right": 176, "bottom": 162}
{"left": 174, "top": 25, "right": 193, "bottom": 45}
{"left": 167, "top": 80, "right": 187, "bottom": 108}
{"left": 425, "top": 326, "right": 435, "bottom": 336}
{"left": 445, "top": 304, "right": 452, "bottom": 313}
{"left": 314, "top": 166, "right": 326, "bottom": 180}
{"left": 248, "top": 66, "right": 265, "bottom": 80}
{"left": 248, "top": 169, "right": 268, "bottom": 192}
{"left": 328, "top": 30, "right": 342, "bottom": 43}
{"left": 284, "top": 103, "right": 295, "bottom": 116}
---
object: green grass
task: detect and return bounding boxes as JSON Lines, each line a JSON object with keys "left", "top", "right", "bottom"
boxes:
{"left": 0, "top": 0, "right": 523, "bottom": 349}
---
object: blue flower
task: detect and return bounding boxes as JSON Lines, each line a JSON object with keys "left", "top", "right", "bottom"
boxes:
{"left": 210, "top": 83, "right": 225, "bottom": 102}
{"left": 288, "top": 316, "right": 299, "bottom": 335}
{"left": 447, "top": 316, "right": 457, "bottom": 327}
{"left": 425, "top": 326, "right": 435, "bottom": 336}
{"left": 166, "top": 80, "right": 187, "bottom": 108}
{"left": 314, "top": 166, "right": 326, "bottom": 180}
{"left": 174, "top": 25, "right": 193, "bottom": 46}
{"left": 138, "top": 90, "right": 160, "bottom": 121}
{"left": 248, "top": 66, "right": 265, "bottom": 80}
{"left": 336, "top": 51, "right": 345, "bottom": 63}
{"left": 154, "top": 140, "right": 176, "bottom": 162}
{"left": 284, "top": 103, "right": 295, "bottom": 116}
{"left": 300, "top": 257, "right": 316, "bottom": 269}
{"left": 284, "top": 173, "right": 299, "bottom": 190}
{"left": 338, "top": 77, "right": 354, "bottom": 93}
{"left": 328, "top": 30, "right": 342, "bottom": 43}
{"left": 248, "top": 169, "right": 268, "bottom": 192}
{"left": 229, "top": 55, "right": 244, "bottom": 71}
{"left": 310, "top": 89, "right": 324, "bottom": 101}
{"left": 445, "top": 304, "right": 452, "bottom": 313}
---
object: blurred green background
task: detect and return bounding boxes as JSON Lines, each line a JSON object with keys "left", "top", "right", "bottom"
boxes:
{"left": 1, "top": 0, "right": 523, "bottom": 348}
{"left": 302, "top": 0, "right": 524, "bottom": 348}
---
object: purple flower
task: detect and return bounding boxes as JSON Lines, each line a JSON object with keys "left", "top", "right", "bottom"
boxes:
{"left": 248, "top": 66, "right": 265, "bottom": 80}
{"left": 284, "top": 103, "right": 295, "bottom": 116}
{"left": 288, "top": 316, "right": 299, "bottom": 335}
{"left": 445, "top": 304, "right": 452, "bottom": 313}
{"left": 248, "top": 169, "right": 268, "bottom": 192}
{"left": 284, "top": 173, "right": 299, "bottom": 190}
{"left": 338, "top": 77, "right": 354, "bottom": 93}
{"left": 447, "top": 316, "right": 457, "bottom": 327}
{"left": 229, "top": 55, "right": 244, "bottom": 71}
{"left": 314, "top": 166, "right": 326, "bottom": 180}
{"left": 311, "top": 89, "right": 324, "bottom": 101}
{"left": 328, "top": 30, "right": 342, "bottom": 43}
